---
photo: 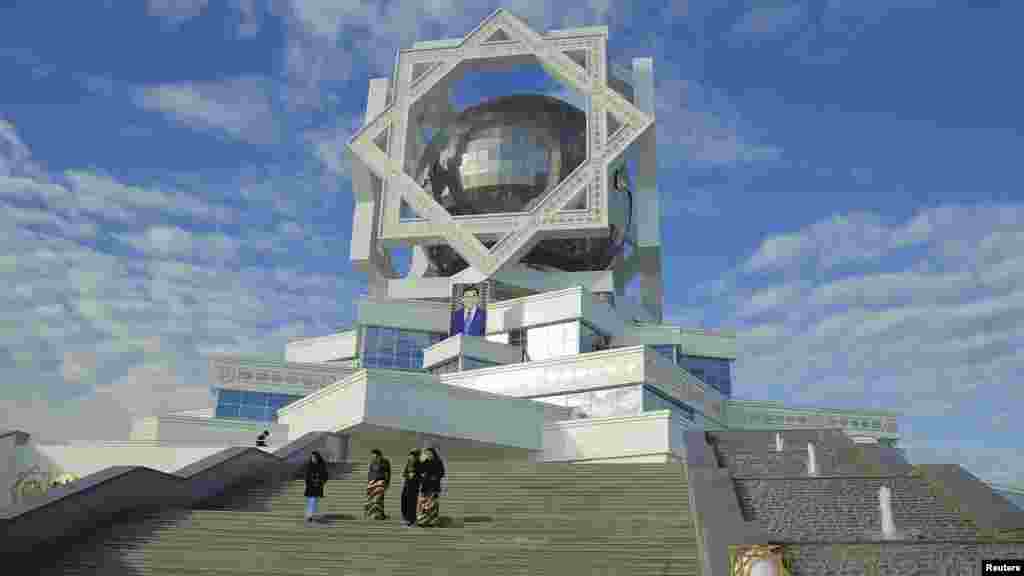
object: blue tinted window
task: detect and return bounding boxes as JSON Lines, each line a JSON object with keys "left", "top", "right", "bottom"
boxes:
{"left": 650, "top": 345, "right": 676, "bottom": 362}
{"left": 642, "top": 386, "right": 694, "bottom": 422}
{"left": 277, "top": 394, "right": 301, "bottom": 408}
{"left": 239, "top": 404, "right": 268, "bottom": 421}
{"left": 362, "top": 326, "right": 445, "bottom": 370}
{"left": 679, "top": 355, "right": 732, "bottom": 396}
{"left": 216, "top": 388, "right": 302, "bottom": 421}
{"left": 239, "top": 390, "right": 265, "bottom": 406}
{"left": 218, "top": 389, "right": 243, "bottom": 404}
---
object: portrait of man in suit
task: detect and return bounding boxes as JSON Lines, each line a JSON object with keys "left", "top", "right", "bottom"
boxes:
{"left": 449, "top": 284, "right": 487, "bottom": 337}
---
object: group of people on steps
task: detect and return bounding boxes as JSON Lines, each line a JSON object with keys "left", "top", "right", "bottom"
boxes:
{"left": 303, "top": 447, "right": 446, "bottom": 527}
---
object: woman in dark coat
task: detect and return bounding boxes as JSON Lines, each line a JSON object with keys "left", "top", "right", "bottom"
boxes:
{"left": 400, "top": 449, "right": 422, "bottom": 526}
{"left": 304, "top": 451, "right": 328, "bottom": 522}
{"left": 416, "top": 447, "right": 445, "bottom": 527}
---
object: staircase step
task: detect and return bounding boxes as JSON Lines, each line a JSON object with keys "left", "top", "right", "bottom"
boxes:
{"left": 38, "top": 461, "right": 701, "bottom": 576}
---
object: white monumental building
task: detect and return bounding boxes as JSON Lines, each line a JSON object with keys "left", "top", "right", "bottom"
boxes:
{"left": 127, "top": 10, "right": 900, "bottom": 465}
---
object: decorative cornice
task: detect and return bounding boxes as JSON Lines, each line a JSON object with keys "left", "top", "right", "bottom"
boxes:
{"left": 286, "top": 329, "right": 356, "bottom": 345}
{"left": 209, "top": 355, "right": 358, "bottom": 395}
{"left": 726, "top": 398, "right": 902, "bottom": 418}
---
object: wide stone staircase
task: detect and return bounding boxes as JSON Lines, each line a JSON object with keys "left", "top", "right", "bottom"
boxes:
{"left": 32, "top": 460, "right": 701, "bottom": 576}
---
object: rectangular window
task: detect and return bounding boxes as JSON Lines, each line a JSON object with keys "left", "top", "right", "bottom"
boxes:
{"left": 679, "top": 355, "right": 732, "bottom": 396}
{"left": 362, "top": 326, "right": 445, "bottom": 370}
{"left": 239, "top": 404, "right": 268, "bottom": 421}
{"left": 651, "top": 345, "right": 676, "bottom": 362}
{"left": 218, "top": 389, "right": 243, "bottom": 405}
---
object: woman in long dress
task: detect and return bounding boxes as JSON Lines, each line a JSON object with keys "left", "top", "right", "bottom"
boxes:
{"left": 303, "top": 451, "right": 328, "bottom": 522}
{"left": 365, "top": 449, "right": 391, "bottom": 520}
{"left": 416, "top": 447, "right": 445, "bottom": 527}
{"left": 400, "top": 449, "right": 422, "bottom": 526}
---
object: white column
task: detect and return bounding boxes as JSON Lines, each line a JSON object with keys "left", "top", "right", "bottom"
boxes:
{"left": 630, "top": 57, "right": 663, "bottom": 322}
{"left": 350, "top": 77, "right": 394, "bottom": 296}
{"left": 879, "top": 485, "right": 897, "bottom": 539}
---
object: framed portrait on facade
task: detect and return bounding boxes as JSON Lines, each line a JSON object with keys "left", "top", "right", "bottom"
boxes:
{"left": 450, "top": 281, "right": 490, "bottom": 337}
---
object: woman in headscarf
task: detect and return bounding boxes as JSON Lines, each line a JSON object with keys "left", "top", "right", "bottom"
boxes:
{"left": 400, "top": 449, "right": 422, "bottom": 526}
{"left": 416, "top": 447, "right": 445, "bottom": 527}
{"left": 303, "top": 451, "right": 328, "bottom": 522}
{"left": 365, "top": 449, "right": 391, "bottom": 520}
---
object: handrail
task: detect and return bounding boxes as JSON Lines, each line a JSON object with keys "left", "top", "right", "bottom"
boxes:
{"left": 0, "top": 431, "right": 347, "bottom": 557}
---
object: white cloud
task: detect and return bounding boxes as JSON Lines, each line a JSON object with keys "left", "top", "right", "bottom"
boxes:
{"left": 657, "top": 78, "right": 783, "bottom": 167}
{"left": 61, "top": 170, "right": 235, "bottom": 224}
{"left": 745, "top": 212, "right": 901, "bottom": 273}
{"left": 2, "top": 126, "right": 234, "bottom": 229}
{"left": 1, "top": 202, "right": 98, "bottom": 239}
{"left": 717, "top": 203, "right": 1024, "bottom": 486}
{"left": 115, "top": 225, "right": 240, "bottom": 263}
{"left": 306, "top": 124, "right": 354, "bottom": 178}
{"left": 134, "top": 76, "right": 278, "bottom": 144}
{"left": 0, "top": 119, "right": 357, "bottom": 444}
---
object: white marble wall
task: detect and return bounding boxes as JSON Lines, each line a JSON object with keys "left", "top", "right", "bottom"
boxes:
{"left": 541, "top": 411, "right": 675, "bottom": 462}
{"left": 526, "top": 321, "right": 581, "bottom": 361}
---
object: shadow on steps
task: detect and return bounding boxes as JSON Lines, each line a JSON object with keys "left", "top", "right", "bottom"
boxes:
{"left": 311, "top": 514, "right": 495, "bottom": 527}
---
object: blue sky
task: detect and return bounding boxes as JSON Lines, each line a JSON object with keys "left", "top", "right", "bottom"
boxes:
{"left": 1, "top": 1, "right": 1021, "bottom": 487}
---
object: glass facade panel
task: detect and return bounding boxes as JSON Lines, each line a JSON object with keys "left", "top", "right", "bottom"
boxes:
{"left": 579, "top": 322, "right": 609, "bottom": 354}
{"left": 239, "top": 404, "right": 269, "bottom": 421}
{"left": 642, "top": 386, "right": 695, "bottom": 422}
{"left": 218, "top": 389, "right": 243, "bottom": 404}
{"left": 679, "top": 355, "right": 732, "bottom": 396}
{"left": 650, "top": 345, "right": 676, "bottom": 363}
{"left": 361, "top": 326, "right": 446, "bottom": 370}
{"left": 215, "top": 388, "right": 303, "bottom": 422}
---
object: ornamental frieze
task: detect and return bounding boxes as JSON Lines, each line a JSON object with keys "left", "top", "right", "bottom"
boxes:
{"left": 209, "top": 357, "right": 355, "bottom": 393}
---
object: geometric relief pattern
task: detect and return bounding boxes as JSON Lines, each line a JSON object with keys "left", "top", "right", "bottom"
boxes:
{"left": 209, "top": 359, "right": 351, "bottom": 394}
{"left": 348, "top": 9, "right": 653, "bottom": 277}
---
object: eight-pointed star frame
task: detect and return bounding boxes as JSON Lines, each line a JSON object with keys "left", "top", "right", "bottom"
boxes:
{"left": 347, "top": 9, "right": 654, "bottom": 278}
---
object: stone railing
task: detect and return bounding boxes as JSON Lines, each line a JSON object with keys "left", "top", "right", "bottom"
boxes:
{"left": 725, "top": 400, "right": 900, "bottom": 441}
{"left": 0, "top": 431, "right": 347, "bottom": 558}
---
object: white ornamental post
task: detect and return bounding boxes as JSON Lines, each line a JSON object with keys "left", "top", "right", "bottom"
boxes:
{"left": 879, "top": 485, "right": 897, "bottom": 539}
{"left": 806, "top": 442, "right": 818, "bottom": 476}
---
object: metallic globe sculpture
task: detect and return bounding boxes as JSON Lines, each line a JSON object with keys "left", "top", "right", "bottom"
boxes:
{"left": 415, "top": 94, "right": 629, "bottom": 276}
